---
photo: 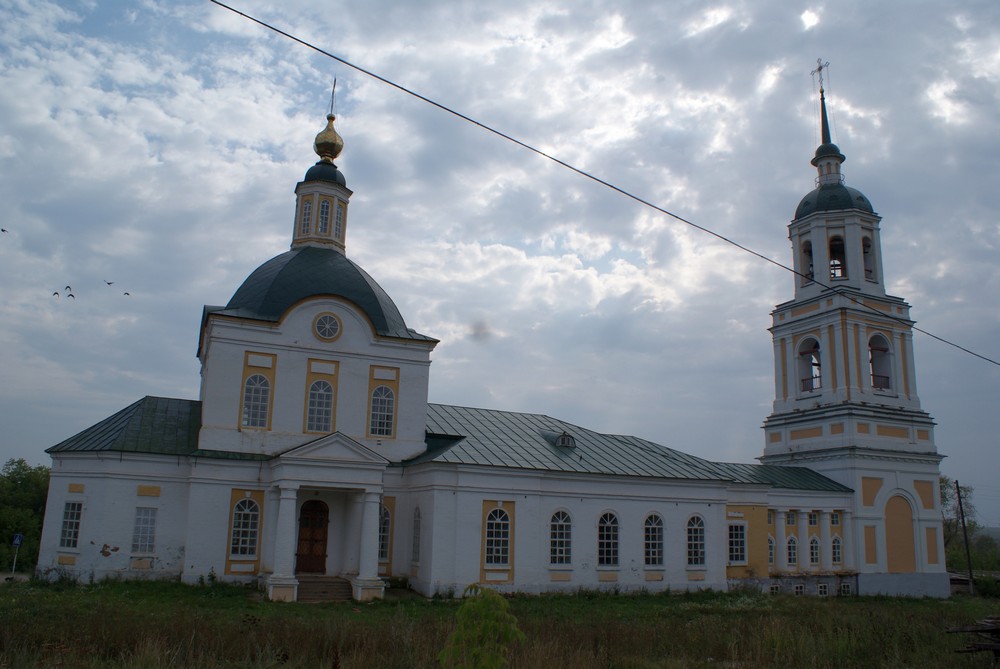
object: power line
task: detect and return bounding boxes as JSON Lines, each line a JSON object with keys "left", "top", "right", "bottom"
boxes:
{"left": 208, "top": 0, "right": 1000, "bottom": 368}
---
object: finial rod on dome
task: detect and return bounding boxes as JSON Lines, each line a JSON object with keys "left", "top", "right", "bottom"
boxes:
{"left": 313, "top": 83, "right": 344, "bottom": 163}
{"left": 811, "top": 58, "right": 835, "bottom": 148}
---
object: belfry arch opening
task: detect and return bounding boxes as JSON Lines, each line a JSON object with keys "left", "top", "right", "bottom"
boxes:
{"left": 862, "top": 236, "right": 876, "bottom": 281}
{"left": 869, "top": 334, "right": 892, "bottom": 390}
{"left": 829, "top": 236, "right": 847, "bottom": 279}
{"left": 797, "top": 339, "right": 822, "bottom": 393}
{"left": 800, "top": 240, "right": 814, "bottom": 283}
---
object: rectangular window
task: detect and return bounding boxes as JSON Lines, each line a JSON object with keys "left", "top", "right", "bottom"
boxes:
{"left": 687, "top": 517, "right": 706, "bottom": 566}
{"left": 809, "top": 539, "right": 820, "bottom": 565}
{"left": 59, "top": 501, "right": 83, "bottom": 548}
{"left": 485, "top": 508, "right": 511, "bottom": 566}
{"left": 334, "top": 201, "right": 345, "bottom": 239}
{"left": 786, "top": 511, "right": 797, "bottom": 526}
{"left": 818, "top": 583, "right": 829, "bottom": 596}
{"left": 131, "top": 507, "right": 157, "bottom": 553}
{"left": 831, "top": 512, "right": 840, "bottom": 526}
{"left": 644, "top": 515, "right": 664, "bottom": 567}
{"left": 839, "top": 582, "right": 852, "bottom": 596}
{"left": 794, "top": 584, "right": 804, "bottom": 596}
{"left": 767, "top": 510, "right": 774, "bottom": 525}
{"left": 598, "top": 513, "right": 619, "bottom": 567}
{"left": 728, "top": 524, "right": 747, "bottom": 565}
{"left": 769, "top": 584, "right": 781, "bottom": 595}
{"left": 808, "top": 512, "right": 818, "bottom": 526}
{"left": 549, "top": 511, "right": 572, "bottom": 565}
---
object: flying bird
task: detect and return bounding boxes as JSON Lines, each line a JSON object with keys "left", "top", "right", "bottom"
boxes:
{"left": 52, "top": 291, "right": 59, "bottom": 297}
{"left": 1, "top": 228, "right": 8, "bottom": 233}
{"left": 67, "top": 293, "right": 75, "bottom": 300}
{"left": 104, "top": 280, "right": 114, "bottom": 285}
{"left": 64, "top": 285, "right": 72, "bottom": 292}
{"left": 123, "top": 292, "right": 130, "bottom": 296}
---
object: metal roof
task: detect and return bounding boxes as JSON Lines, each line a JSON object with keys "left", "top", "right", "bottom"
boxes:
{"left": 215, "top": 246, "right": 436, "bottom": 342}
{"left": 406, "top": 404, "right": 851, "bottom": 492}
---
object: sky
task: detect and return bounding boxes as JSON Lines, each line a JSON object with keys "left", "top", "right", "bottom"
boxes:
{"left": 1, "top": 0, "right": 998, "bottom": 524}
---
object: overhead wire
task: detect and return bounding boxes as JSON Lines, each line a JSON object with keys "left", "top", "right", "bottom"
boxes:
{"left": 209, "top": 0, "right": 999, "bottom": 368}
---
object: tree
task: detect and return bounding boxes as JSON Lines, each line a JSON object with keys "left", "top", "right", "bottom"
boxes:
{"left": 438, "top": 584, "right": 526, "bottom": 669}
{"left": 0, "top": 459, "right": 50, "bottom": 574}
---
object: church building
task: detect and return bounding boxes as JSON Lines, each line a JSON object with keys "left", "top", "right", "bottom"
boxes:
{"left": 36, "top": 84, "right": 950, "bottom": 600}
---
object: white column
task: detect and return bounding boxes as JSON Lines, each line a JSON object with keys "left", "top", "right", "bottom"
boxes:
{"left": 358, "top": 492, "right": 381, "bottom": 580}
{"left": 775, "top": 511, "right": 787, "bottom": 571}
{"left": 841, "top": 511, "right": 855, "bottom": 570}
{"left": 272, "top": 485, "right": 299, "bottom": 577}
{"left": 820, "top": 511, "right": 832, "bottom": 570}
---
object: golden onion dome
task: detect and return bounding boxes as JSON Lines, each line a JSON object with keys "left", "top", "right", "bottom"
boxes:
{"left": 313, "top": 114, "right": 344, "bottom": 163}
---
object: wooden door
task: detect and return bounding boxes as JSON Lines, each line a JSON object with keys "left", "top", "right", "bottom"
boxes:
{"left": 296, "top": 500, "right": 329, "bottom": 574}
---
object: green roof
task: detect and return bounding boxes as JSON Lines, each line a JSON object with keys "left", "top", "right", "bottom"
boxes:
{"left": 48, "top": 398, "right": 851, "bottom": 492}
{"left": 405, "top": 404, "right": 851, "bottom": 492}
{"left": 48, "top": 396, "right": 202, "bottom": 456}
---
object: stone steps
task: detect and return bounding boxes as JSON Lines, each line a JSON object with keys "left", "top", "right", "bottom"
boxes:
{"left": 295, "top": 575, "right": 354, "bottom": 603}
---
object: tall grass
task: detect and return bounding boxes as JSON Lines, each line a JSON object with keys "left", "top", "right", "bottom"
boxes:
{"left": 0, "top": 580, "right": 993, "bottom": 668}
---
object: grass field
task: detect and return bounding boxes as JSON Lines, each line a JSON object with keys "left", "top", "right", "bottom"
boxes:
{"left": 1, "top": 579, "right": 996, "bottom": 668}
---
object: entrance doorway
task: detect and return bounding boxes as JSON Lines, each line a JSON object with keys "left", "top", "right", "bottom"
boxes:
{"left": 296, "top": 499, "right": 329, "bottom": 573}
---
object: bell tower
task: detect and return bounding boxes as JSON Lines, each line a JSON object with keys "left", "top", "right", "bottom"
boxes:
{"left": 760, "top": 63, "right": 948, "bottom": 595}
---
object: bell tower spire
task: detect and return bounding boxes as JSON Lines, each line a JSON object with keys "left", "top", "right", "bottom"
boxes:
{"left": 291, "top": 84, "right": 353, "bottom": 254}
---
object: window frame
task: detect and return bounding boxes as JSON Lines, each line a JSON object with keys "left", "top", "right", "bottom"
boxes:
{"left": 597, "top": 512, "right": 619, "bottom": 567}
{"left": 728, "top": 522, "right": 747, "bottom": 565}
{"left": 59, "top": 501, "right": 83, "bottom": 549}
{"left": 549, "top": 510, "right": 572, "bottom": 566}
{"left": 369, "top": 385, "right": 395, "bottom": 437}
{"left": 241, "top": 373, "right": 271, "bottom": 429}
{"left": 131, "top": 506, "right": 157, "bottom": 554}
{"left": 786, "top": 535, "right": 798, "bottom": 566}
{"left": 485, "top": 508, "right": 511, "bottom": 566}
{"left": 644, "top": 514, "right": 664, "bottom": 567}
{"left": 809, "top": 536, "right": 821, "bottom": 565}
{"left": 306, "top": 379, "right": 335, "bottom": 433}
{"left": 230, "top": 498, "right": 260, "bottom": 559}
{"left": 686, "top": 515, "right": 706, "bottom": 567}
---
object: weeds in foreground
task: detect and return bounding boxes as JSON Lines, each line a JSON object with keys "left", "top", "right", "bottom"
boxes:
{"left": 0, "top": 579, "right": 994, "bottom": 668}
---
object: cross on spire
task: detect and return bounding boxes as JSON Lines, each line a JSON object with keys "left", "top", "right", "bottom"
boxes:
{"left": 812, "top": 58, "right": 830, "bottom": 92}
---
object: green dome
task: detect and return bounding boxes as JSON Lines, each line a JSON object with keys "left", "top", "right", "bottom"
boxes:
{"left": 795, "top": 183, "right": 874, "bottom": 219}
{"left": 220, "top": 246, "right": 433, "bottom": 341}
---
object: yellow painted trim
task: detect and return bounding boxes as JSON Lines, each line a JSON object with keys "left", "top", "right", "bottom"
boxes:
{"left": 861, "top": 477, "right": 883, "bottom": 507}
{"left": 302, "top": 358, "right": 339, "bottom": 434}
{"left": 480, "top": 500, "right": 515, "bottom": 584}
{"left": 900, "top": 333, "right": 911, "bottom": 397}
{"left": 885, "top": 496, "right": 916, "bottom": 573}
{"left": 239, "top": 351, "right": 277, "bottom": 431}
{"left": 644, "top": 572, "right": 663, "bottom": 582}
{"left": 926, "top": 527, "right": 939, "bottom": 565}
{"left": 136, "top": 485, "right": 161, "bottom": 497}
{"left": 864, "top": 526, "right": 877, "bottom": 564}
{"left": 916, "top": 429, "right": 930, "bottom": 441}
{"left": 550, "top": 572, "right": 572, "bottom": 582}
{"left": 857, "top": 423, "right": 870, "bottom": 434}
{"left": 68, "top": 483, "right": 84, "bottom": 493}
{"left": 876, "top": 425, "right": 909, "bottom": 439}
{"left": 225, "top": 488, "right": 264, "bottom": 576}
{"left": 830, "top": 423, "right": 844, "bottom": 435}
{"left": 790, "top": 427, "right": 823, "bottom": 440}
{"left": 779, "top": 338, "right": 788, "bottom": 400}
{"left": 913, "top": 480, "right": 935, "bottom": 510}
{"left": 769, "top": 432, "right": 782, "bottom": 443}
{"left": 598, "top": 571, "right": 618, "bottom": 582}
{"left": 131, "top": 558, "right": 153, "bottom": 570}
{"left": 311, "top": 312, "right": 343, "bottom": 342}
{"left": 57, "top": 555, "right": 77, "bottom": 565}
{"left": 828, "top": 324, "right": 838, "bottom": 390}
{"left": 862, "top": 299, "right": 893, "bottom": 312}
{"left": 366, "top": 365, "right": 400, "bottom": 439}
{"left": 790, "top": 303, "right": 820, "bottom": 317}
{"left": 379, "top": 496, "right": 396, "bottom": 577}
{"left": 687, "top": 571, "right": 706, "bottom": 581}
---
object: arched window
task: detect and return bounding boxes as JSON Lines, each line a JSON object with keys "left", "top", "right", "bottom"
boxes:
{"left": 862, "top": 236, "right": 876, "bottom": 280}
{"left": 241, "top": 374, "right": 270, "bottom": 428}
{"left": 832, "top": 536, "right": 842, "bottom": 565}
{"left": 598, "top": 512, "right": 619, "bottom": 566}
{"left": 869, "top": 334, "right": 892, "bottom": 391}
{"left": 768, "top": 535, "right": 775, "bottom": 565}
{"left": 687, "top": 516, "right": 705, "bottom": 566}
{"left": 369, "top": 385, "right": 395, "bottom": 437}
{"left": 334, "top": 201, "right": 345, "bottom": 240}
{"left": 787, "top": 536, "right": 798, "bottom": 566}
{"left": 230, "top": 499, "right": 260, "bottom": 557}
{"left": 299, "top": 199, "right": 312, "bottom": 234}
{"left": 378, "top": 504, "right": 391, "bottom": 561}
{"left": 801, "top": 240, "right": 814, "bottom": 282}
{"left": 809, "top": 536, "right": 820, "bottom": 565}
{"left": 549, "top": 511, "right": 571, "bottom": 565}
{"left": 829, "top": 236, "right": 847, "bottom": 279}
{"left": 645, "top": 514, "right": 664, "bottom": 566}
{"left": 306, "top": 380, "right": 334, "bottom": 432}
{"left": 485, "top": 508, "right": 510, "bottom": 565}
{"left": 318, "top": 200, "right": 330, "bottom": 234}
{"left": 798, "top": 339, "right": 822, "bottom": 393}
{"left": 411, "top": 507, "right": 421, "bottom": 563}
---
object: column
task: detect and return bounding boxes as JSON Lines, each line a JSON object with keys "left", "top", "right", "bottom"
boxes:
{"left": 267, "top": 485, "right": 299, "bottom": 602}
{"left": 820, "top": 511, "right": 832, "bottom": 570}
{"left": 841, "top": 511, "right": 855, "bottom": 570}
{"left": 775, "top": 511, "right": 787, "bottom": 571}
{"left": 798, "top": 510, "right": 809, "bottom": 570}
{"left": 358, "top": 492, "right": 381, "bottom": 580}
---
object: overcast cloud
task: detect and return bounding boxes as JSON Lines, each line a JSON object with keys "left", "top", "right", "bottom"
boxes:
{"left": 1, "top": 0, "right": 998, "bottom": 523}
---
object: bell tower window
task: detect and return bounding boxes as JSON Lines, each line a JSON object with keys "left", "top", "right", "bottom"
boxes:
{"left": 334, "top": 201, "right": 345, "bottom": 240}
{"left": 798, "top": 339, "right": 821, "bottom": 393}
{"left": 869, "top": 334, "right": 892, "bottom": 391}
{"left": 862, "top": 236, "right": 875, "bottom": 281}
{"left": 829, "top": 236, "right": 847, "bottom": 279}
{"left": 800, "top": 240, "right": 814, "bottom": 283}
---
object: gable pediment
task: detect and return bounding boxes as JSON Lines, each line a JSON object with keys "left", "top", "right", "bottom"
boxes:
{"left": 276, "top": 432, "right": 388, "bottom": 466}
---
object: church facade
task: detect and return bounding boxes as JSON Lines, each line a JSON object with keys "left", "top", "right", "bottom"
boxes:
{"left": 36, "top": 88, "right": 950, "bottom": 600}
